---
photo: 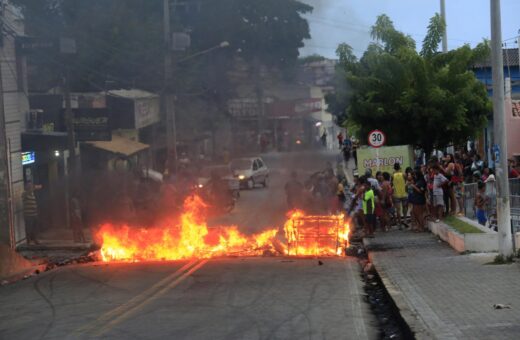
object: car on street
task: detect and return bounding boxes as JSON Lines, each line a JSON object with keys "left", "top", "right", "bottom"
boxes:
{"left": 230, "top": 157, "right": 269, "bottom": 189}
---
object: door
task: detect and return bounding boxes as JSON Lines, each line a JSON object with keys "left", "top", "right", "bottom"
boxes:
{"left": 256, "top": 158, "right": 267, "bottom": 182}
{"left": 252, "top": 160, "right": 260, "bottom": 182}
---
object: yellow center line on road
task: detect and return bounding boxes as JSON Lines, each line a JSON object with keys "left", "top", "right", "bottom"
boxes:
{"left": 76, "top": 259, "right": 201, "bottom": 336}
{"left": 92, "top": 259, "right": 208, "bottom": 337}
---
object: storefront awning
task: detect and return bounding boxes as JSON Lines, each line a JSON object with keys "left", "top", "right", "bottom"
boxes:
{"left": 86, "top": 135, "right": 149, "bottom": 156}
{"left": 22, "top": 131, "right": 68, "bottom": 151}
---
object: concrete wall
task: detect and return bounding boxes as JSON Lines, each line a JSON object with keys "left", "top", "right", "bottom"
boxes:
{"left": 428, "top": 218, "right": 501, "bottom": 253}
{"left": 504, "top": 96, "right": 520, "bottom": 158}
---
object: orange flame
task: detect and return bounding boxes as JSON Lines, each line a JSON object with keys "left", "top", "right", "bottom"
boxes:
{"left": 97, "top": 196, "right": 349, "bottom": 262}
{"left": 283, "top": 210, "right": 350, "bottom": 256}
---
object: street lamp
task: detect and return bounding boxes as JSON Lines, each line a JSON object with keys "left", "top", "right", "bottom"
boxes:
{"left": 164, "top": 40, "right": 232, "bottom": 175}
{"left": 177, "top": 41, "right": 231, "bottom": 64}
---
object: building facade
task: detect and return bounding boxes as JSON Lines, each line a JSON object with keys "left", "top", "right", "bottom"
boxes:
{"left": 473, "top": 48, "right": 520, "bottom": 163}
{"left": 0, "top": 3, "right": 30, "bottom": 246}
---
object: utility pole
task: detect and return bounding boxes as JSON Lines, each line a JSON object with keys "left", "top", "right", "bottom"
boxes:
{"left": 164, "top": 0, "right": 177, "bottom": 175}
{"left": 0, "top": 2, "right": 14, "bottom": 247}
{"left": 490, "top": 0, "right": 513, "bottom": 256}
{"left": 440, "top": 0, "right": 448, "bottom": 52}
{"left": 517, "top": 29, "right": 520, "bottom": 69}
{"left": 63, "top": 71, "right": 74, "bottom": 231}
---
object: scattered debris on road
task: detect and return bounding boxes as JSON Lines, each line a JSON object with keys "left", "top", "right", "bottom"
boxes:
{"left": 493, "top": 304, "right": 512, "bottom": 309}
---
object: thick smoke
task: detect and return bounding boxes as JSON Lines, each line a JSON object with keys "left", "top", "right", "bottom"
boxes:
{"left": 300, "top": 0, "right": 384, "bottom": 58}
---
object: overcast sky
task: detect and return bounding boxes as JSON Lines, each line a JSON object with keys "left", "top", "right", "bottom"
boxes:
{"left": 300, "top": 0, "right": 520, "bottom": 58}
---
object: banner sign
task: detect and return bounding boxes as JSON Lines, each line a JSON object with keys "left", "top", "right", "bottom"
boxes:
{"left": 357, "top": 145, "right": 414, "bottom": 174}
{"left": 72, "top": 109, "right": 111, "bottom": 141}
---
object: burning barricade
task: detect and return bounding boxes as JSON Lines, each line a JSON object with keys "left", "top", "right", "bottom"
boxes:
{"left": 96, "top": 195, "right": 350, "bottom": 262}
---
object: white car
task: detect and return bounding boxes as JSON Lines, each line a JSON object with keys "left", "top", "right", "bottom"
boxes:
{"left": 230, "top": 157, "right": 269, "bottom": 189}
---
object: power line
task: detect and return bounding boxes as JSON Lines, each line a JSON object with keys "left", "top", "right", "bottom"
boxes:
{"left": 306, "top": 14, "right": 480, "bottom": 45}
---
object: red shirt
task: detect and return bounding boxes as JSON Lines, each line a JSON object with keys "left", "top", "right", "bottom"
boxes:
{"left": 509, "top": 168, "right": 520, "bottom": 179}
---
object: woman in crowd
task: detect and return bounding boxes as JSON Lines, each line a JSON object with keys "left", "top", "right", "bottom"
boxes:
{"left": 408, "top": 168, "right": 427, "bottom": 232}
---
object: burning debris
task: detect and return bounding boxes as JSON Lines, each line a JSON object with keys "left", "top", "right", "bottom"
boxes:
{"left": 96, "top": 195, "right": 350, "bottom": 262}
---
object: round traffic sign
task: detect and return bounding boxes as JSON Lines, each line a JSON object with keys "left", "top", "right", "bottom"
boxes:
{"left": 368, "top": 130, "right": 386, "bottom": 148}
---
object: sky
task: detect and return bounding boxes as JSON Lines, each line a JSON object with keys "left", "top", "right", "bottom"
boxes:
{"left": 300, "top": 0, "right": 520, "bottom": 58}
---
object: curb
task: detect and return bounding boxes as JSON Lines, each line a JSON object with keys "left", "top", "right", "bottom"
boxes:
{"left": 17, "top": 243, "right": 94, "bottom": 252}
{"left": 364, "top": 239, "right": 437, "bottom": 340}
{"left": 427, "top": 220, "right": 501, "bottom": 253}
{"left": 1, "top": 263, "right": 48, "bottom": 284}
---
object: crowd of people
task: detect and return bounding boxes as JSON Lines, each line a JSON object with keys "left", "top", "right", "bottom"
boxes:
{"left": 293, "top": 148, "right": 520, "bottom": 238}
{"left": 284, "top": 163, "right": 345, "bottom": 214}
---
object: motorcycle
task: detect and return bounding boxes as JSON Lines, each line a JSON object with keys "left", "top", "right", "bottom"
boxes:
{"left": 195, "top": 181, "right": 236, "bottom": 215}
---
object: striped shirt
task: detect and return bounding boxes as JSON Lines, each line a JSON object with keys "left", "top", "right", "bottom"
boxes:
{"left": 22, "top": 191, "right": 38, "bottom": 217}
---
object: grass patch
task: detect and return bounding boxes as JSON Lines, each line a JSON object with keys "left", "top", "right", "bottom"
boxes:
{"left": 443, "top": 216, "right": 483, "bottom": 234}
{"left": 492, "top": 254, "right": 515, "bottom": 264}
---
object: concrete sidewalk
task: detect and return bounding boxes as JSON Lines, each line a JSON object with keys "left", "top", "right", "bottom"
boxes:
{"left": 0, "top": 245, "right": 46, "bottom": 282}
{"left": 18, "top": 227, "right": 94, "bottom": 251}
{"left": 365, "top": 231, "right": 520, "bottom": 339}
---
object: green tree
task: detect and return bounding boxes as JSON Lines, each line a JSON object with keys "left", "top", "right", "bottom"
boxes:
{"left": 327, "top": 14, "right": 491, "bottom": 155}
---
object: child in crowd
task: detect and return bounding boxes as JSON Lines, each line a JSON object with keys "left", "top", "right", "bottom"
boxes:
{"left": 475, "top": 181, "right": 488, "bottom": 226}
{"left": 433, "top": 165, "right": 448, "bottom": 222}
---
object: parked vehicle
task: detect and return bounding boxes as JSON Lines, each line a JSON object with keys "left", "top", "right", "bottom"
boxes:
{"left": 230, "top": 157, "right": 269, "bottom": 189}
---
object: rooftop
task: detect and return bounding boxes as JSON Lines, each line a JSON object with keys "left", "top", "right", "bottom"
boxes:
{"left": 107, "top": 89, "right": 159, "bottom": 99}
{"left": 86, "top": 135, "right": 149, "bottom": 156}
{"left": 473, "top": 48, "right": 519, "bottom": 68}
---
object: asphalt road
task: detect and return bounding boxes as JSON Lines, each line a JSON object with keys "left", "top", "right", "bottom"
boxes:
{"left": 0, "top": 150, "right": 378, "bottom": 340}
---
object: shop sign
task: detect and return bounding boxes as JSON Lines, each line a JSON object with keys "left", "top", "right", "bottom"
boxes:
{"left": 21, "top": 152, "right": 35, "bottom": 165}
{"left": 73, "top": 109, "right": 111, "bottom": 141}
{"left": 134, "top": 98, "right": 160, "bottom": 129}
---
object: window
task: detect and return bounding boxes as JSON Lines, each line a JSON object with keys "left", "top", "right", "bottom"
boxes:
{"left": 253, "top": 161, "right": 259, "bottom": 171}
{"left": 257, "top": 159, "right": 264, "bottom": 168}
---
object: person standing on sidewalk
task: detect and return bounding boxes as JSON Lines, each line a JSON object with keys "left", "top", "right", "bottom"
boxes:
{"left": 321, "top": 131, "right": 327, "bottom": 148}
{"left": 361, "top": 176, "right": 376, "bottom": 238}
{"left": 337, "top": 132, "right": 344, "bottom": 149}
{"left": 391, "top": 163, "right": 408, "bottom": 228}
{"left": 433, "top": 165, "right": 448, "bottom": 222}
{"left": 381, "top": 172, "right": 394, "bottom": 230}
{"left": 352, "top": 138, "right": 359, "bottom": 169}
{"left": 22, "top": 182, "right": 41, "bottom": 245}
{"left": 409, "top": 169, "right": 427, "bottom": 232}
{"left": 71, "top": 195, "right": 86, "bottom": 243}
{"left": 475, "top": 181, "right": 489, "bottom": 226}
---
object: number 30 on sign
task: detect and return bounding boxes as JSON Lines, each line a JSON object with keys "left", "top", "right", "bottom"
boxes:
{"left": 368, "top": 130, "right": 386, "bottom": 148}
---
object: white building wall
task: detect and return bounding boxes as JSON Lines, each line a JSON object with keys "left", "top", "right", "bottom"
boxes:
{"left": 310, "top": 86, "right": 340, "bottom": 150}
{"left": 1, "top": 3, "right": 29, "bottom": 245}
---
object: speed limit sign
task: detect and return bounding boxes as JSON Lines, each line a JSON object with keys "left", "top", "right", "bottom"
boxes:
{"left": 368, "top": 130, "right": 386, "bottom": 148}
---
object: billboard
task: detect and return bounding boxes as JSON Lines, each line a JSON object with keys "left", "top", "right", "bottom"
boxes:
{"left": 72, "top": 109, "right": 111, "bottom": 141}
{"left": 356, "top": 145, "right": 414, "bottom": 175}
{"left": 134, "top": 97, "right": 160, "bottom": 129}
